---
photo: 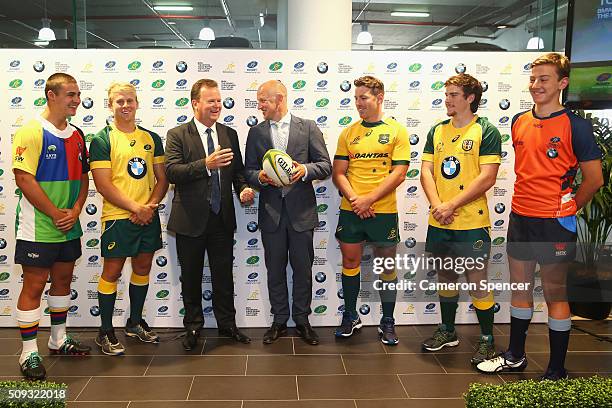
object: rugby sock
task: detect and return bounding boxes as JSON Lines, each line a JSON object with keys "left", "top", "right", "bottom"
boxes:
{"left": 508, "top": 305, "right": 533, "bottom": 358}
{"left": 439, "top": 290, "right": 459, "bottom": 332}
{"left": 47, "top": 294, "right": 70, "bottom": 348}
{"left": 472, "top": 292, "right": 495, "bottom": 342}
{"left": 547, "top": 316, "right": 571, "bottom": 372}
{"left": 97, "top": 277, "right": 118, "bottom": 332}
{"left": 380, "top": 270, "right": 397, "bottom": 319}
{"left": 129, "top": 272, "right": 150, "bottom": 324}
{"left": 342, "top": 266, "right": 360, "bottom": 320}
{"left": 17, "top": 306, "right": 41, "bottom": 365}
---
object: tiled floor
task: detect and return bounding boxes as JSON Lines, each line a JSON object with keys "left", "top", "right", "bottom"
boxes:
{"left": 0, "top": 321, "right": 609, "bottom": 407}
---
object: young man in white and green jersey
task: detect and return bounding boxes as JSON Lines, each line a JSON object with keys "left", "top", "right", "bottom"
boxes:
{"left": 420, "top": 74, "right": 501, "bottom": 364}
{"left": 89, "top": 82, "right": 168, "bottom": 355}
{"left": 333, "top": 76, "right": 410, "bottom": 345}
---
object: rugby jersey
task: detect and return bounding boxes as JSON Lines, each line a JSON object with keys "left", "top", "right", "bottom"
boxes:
{"left": 334, "top": 117, "right": 410, "bottom": 213}
{"left": 12, "top": 117, "right": 89, "bottom": 242}
{"left": 423, "top": 115, "right": 501, "bottom": 229}
{"left": 89, "top": 125, "right": 165, "bottom": 222}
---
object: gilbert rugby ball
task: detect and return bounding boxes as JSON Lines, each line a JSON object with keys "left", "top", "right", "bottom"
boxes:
{"left": 262, "top": 149, "right": 293, "bottom": 186}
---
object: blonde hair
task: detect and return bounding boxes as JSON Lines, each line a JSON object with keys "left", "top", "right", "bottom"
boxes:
{"left": 531, "top": 53, "right": 570, "bottom": 79}
{"left": 107, "top": 82, "right": 138, "bottom": 105}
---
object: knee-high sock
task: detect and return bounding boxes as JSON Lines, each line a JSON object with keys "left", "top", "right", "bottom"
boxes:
{"left": 47, "top": 294, "right": 70, "bottom": 348}
{"left": 17, "top": 306, "right": 41, "bottom": 364}
{"left": 439, "top": 289, "right": 459, "bottom": 332}
{"left": 342, "top": 267, "right": 360, "bottom": 319}
{"left": 98, "top": 277, "right": 118, "bottom": 332}
{"left": 548, "top": 316, "right": 571, "bottom": 372}
{"left": 508, "top": 305, "right": 533, "bottom": 358}
{"left": 129, "top": 272, "right": 150, "bottom": 324}
{"left": 472, "top": 292, "right": 495, "bottom": 342}
{"left": 380, "top": 270, "right": 397, "bottom": 319}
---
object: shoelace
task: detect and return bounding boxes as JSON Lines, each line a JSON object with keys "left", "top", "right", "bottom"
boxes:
{"left": 432, "top": 329, "right": 448, "bottom": 342}
{"left": 341, "top": 313, "right": 353, "bottom": 328}
{"left": 106, "top": 330, "right": 119, "bottom": 344}
{"left": 477, "top": 339, "right": 491, "bottom": 355}
{"left": 381, "top": 320, "right": 395, "bottom": 334}
{"left": 26, "top": 352, "right": 43, "bottom": 368}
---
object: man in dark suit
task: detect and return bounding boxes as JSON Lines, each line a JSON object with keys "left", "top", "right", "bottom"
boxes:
{"left": 245, "top": 80, "right": 331, "bottom": 345}
{"left": 165, "top": 79, "right": 255, "bottom": 351}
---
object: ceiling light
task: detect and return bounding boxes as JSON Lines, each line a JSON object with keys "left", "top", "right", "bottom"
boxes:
{"left": 199, "top": 25, "right": 215, "bottom": 41}
{"left": 153, "top": 6, "right": 193, "bottom": 11}
{"left": 356, "top": 22, "right": 372, "bottom": 45}
{"left": 167, "top": 21, "right": 176, "bottom": 25}
{"left": 34, "top": 41, "right": 49, "bottom": 46}
{"left": 497, "top": 25, "right": 509, "bottom": 29}
{"left": 424, "top": 45, "right": 447, "bottom": 50}
{"left": 526, "top": 36, "right": 544, "bottom": 50}
{"left": 390, "top": 12, "right": 430, "bottom": 18}
{"left": 38, "top": 18, "right": 55, "bottom": 41}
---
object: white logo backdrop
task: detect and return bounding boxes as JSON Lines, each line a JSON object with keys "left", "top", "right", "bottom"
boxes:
{"left": 0, "top": 49, "right": 548, "bottom": 327}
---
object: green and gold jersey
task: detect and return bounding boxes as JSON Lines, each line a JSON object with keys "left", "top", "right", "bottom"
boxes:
{"left": 89, "top": 125, "right": 165, "bottom": 222}
{"left": 334, "top": 117, "right": 410, "bottom": 213}
{"left": 423, "top": 115, "right": 501, "bottom": 230}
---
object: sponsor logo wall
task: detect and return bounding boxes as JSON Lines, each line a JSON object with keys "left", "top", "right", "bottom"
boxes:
{"left": 0, "top": 50, "right": 547, "bottom": 327}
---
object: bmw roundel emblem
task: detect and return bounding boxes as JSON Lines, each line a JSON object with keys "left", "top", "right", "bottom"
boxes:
{"left": 223, "top": 97, "right": 235, "bottom": 109}
{"left": 315, "top": 272, "right": 326, "bottom": 283}
{"left": 33, "top": 61, "right": 45, "bottom": 72}
{"left": 359, "top": 304, "right": 371, "bottom": 315}
{"left": 495, "top": 203, "right": 506, "bottom": 214}
{"left": 317, "top": 62, "right": 328, "bottom": 74}
{"left": 90, "top": 306, "right": 100, "bottom": 316}
{"left": 86, "top": 204, "right": 97, "bottom": 215}
{"left": 82, "top": 97, "right": 94, "bottom": 109}
{"left": 455, "top": 63, "right": 467, "bottom": 74}
{"left": 246, "top": 116, "right": 258, "bottom": 127}
{"left": 340, "top": 80, "right": 351, "bottom": 92}
{"left": 176, "top": 61, "right": 188, "bottom": 73}
{"left": 405, "top": 237, "right": 416, "bottom": 248}
{"left": 481, "top": 81, "right": 488, "bottom": 92}
{"left": 127, "top": 157, "right": 147, "bottom": 179}
{"left": 441, "top": 156, "right": 461, "bottom": 179}
{"left": 247, "top": 221, "right": 258, "bottom": 232}
{"left": 409, "top": 134, "right": 419, "bottom": 145}
{"left": 547, "top": 148, "right": 558, "bottom": 159}
{"left": 499, "top": 99, "right": 510, "bottom": 110}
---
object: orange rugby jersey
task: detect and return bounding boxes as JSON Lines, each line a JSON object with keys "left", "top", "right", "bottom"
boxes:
{"left": 511, "top": 108, "right": 601, "bottom": 218}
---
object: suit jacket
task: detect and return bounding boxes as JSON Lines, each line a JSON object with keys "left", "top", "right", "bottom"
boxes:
{"left": 244, "top": 115, "right": 331, "bottom": 233}
{"left": 165, "top": 119, "right": 249, "bottom": 237}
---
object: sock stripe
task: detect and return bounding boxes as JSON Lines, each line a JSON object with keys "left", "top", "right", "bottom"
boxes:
{"left": 98, "top": 277, "right": 118, "bottom": 295}
{"left": 342, "top": 266, "right": 360, "bottom": 277}
{"left": 472, "top": 292, "right": 495, "bottom": 310}
{"left": 19, "top": 324, "right": 39, "bottom": 341}
{"left": 130, "top": 272, "right": 150, "bottom": 286}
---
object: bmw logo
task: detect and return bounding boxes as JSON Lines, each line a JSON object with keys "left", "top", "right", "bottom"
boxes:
{"left": 340, "top": 80, "right": 351, "bottom": 92}
{"left": 499, "top": 99, "right": 510, "bottom": 110}
{"left": 86, "top": 204, "right": 97, "bottom": 215}
{"left": 455, "top": 63, "right": 467, "bottom": 74}
{"left": 404, "top": 237, "right": 416, "bottom": 248}
{"left": 493, "top": 303, "right": 501, "bottom": 313}
{"left": 152, "top": 60, "right": 164, "bottom": 69}
{"left": 127, "top": 157, "right": 147, "bottom": 179}
{"left": 80, "top": 97, "right": 94, "bottom": 109}
{"left": 247, "top": 221, "right": 258, "bottom": 232}
{"left": 359, "top": 304, "right": 371, "bottom": 315}
{"left": 317, "top": 62, "right": 328, "bottom": 74}
{"left": 441, "top": 156, "right": 461, "bottom": 179}
{"left": 316, "top": 116, "right": 327, "bottom": 124}
{"left": 0, "top": 239, "right": 6, "bottom": 249}
{"left": 70, "top": 289, "right": 78, "bottom": 300}
{"left": 156, "top": 256, "right": 167, "bottom": 267}
{"left": 223, "top": 97, "right": 235, "bottom": 109}
{"left": 315, "top": 272, "right": 326, "bottom": 283}
{"left": 176, "top": 61, "right": 188, "bottom": 72}
{"left": 246, "top": 116, "right": 258, "bottom": 127}
{"left": 247, "top": 61, "right": 258, "bottom": 69}
{"left": 33, "top": 61, "right": 45, "bottom": 72}
{"left": 494, "top": 203, "right": 506, "bottom": 214}
{"left": 337, "top": 289, "right": 344, "bottom": 299}
{"left": 409, "top": 134, "right": 419, "bottom": 145}
{"left": 90, "top": 306, "right": 100, "bottom": 316}
{"left": 203, "top": 290, "right": 213, "bottom": 301}
{"left": 176, "top": 79, "right": 188, "bottom": 87}
{"left": 547, "top": 148, "right": 558, "bottom": 159}
{"left": 340, "top": 98, "right": 351, "bottom": 106}
{"left": 481, "top": 81, "right": 488, "bottom": 92}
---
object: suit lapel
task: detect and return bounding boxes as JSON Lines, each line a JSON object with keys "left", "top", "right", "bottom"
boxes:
{"left": 286, "top": 115, "right": 302, "bottom": 157}
{"left": 188, "top": 119, "right": 206, "bottom": 158}
{"left": 262, "top": 120, "right": 273, "bottom": 151}
{"left": 215, "top": 122, "right": 230, "bottom": 184}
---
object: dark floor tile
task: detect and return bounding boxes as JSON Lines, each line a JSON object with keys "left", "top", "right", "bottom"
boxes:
{"left": 391, "top": 330, "right": 477, "bottom": 354}
{"left": 484, "top": 334, "right": 550, "bottom": 353}
{"left": 204, "top": 337, "right": 294, "bottom": 355}
{"left": 130, "top": 402, "right": 242, "bottom": 408}
{"left": 357, "top": 399, "right": 465, "bottom": 408}
{"left": 0, "top": 338, "right": 24, "bottom": 355}
{"left": 77, "top": 376, "right": 191, "bottom": 401}
{"left": 399, "top": 373, "right": 503, "bottom": 398}
{"left": 531, "top": 352, "right": 612, "bottom": 373}
{"left": 294, "top": 333, "right": 386, "bottom": 355}
{"left": 146, "top": 355, "right": 246, "bottom": 375}
{"left": 435, "top": 352, "right": 544, "bottom": 373}
{"left": 46, "top": 376, "right": 91, "bottom": 401}
{"left": 569, "top": 335, "right": 612, "bottom": 352}
{"left": 0, "top": 356, "right": 32, "bottom": 376}
{"left": 189, "top": 375, "right": 297, "bottom": 400}
{"left": 343, "top": 353, "right": 444, "bottom": 374}
{"left": 67, "top": 403, "right": 128, "bottom": 408}
{"left": 495, "top": 323, "right": 549, "bottom": 335}
{"left": 247, "top": 354, "right": 345, "bottom": 375}
{"left": 298, "top": 375, "right": 406, "bottom": 399}
{"left": 0, "top": 328, "right": 21, "bottom": 338}
{"left": 244, "top": 401, "right": 355, "bottom": 408}
{"left": 47, "top": 356, "right": 152, "bottom": 376}
{"left": 572, "top": 319, "right": 612, "bottom": 335}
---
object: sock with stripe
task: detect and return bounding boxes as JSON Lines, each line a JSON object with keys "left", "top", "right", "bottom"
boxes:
{"left": 47, "top": 294, "right": 70, "bottom": 349}
{"left": 17, "top": 306, "right": 41, "bottom": 365}
{"left": 129, "top": 272, "right": 150, "bottom": 324}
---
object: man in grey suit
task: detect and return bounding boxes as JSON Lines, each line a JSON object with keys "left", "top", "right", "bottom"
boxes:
{"left": 245, "top": 80, "right": 331, "bottom": 346}
{"left": 165, "top": 79, "right": 255, "bottom": 351}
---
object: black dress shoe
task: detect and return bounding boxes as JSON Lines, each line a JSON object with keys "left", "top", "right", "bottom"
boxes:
{"left": 263, "top": 322, "right": 288, "bottom": 344}
{"left": 182, "top": 330, "right": 199, "bottom": 351}
{"left": 219, "top": 326, "right": 251, "bottom": 344}
{"left": 295, "top": 323, "right": 320, "bottom": 345}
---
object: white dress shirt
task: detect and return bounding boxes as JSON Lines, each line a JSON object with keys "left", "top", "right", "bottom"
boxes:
{"left": 194, "top": 118, "right": 220, "bottom": 179}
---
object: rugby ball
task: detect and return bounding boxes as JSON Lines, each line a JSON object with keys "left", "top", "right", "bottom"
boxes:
{"left": 262, "top": 149, "right": 293, "bottom": 186}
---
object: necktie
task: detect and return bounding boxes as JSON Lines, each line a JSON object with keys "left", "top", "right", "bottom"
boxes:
{"left": 206, "top": 128, "right": 221, "bottom": 214}
{"left": 272, "top": 121, "right": 286, "bottom": 152}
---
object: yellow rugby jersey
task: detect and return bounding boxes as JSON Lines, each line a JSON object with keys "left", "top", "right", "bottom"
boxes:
{"left": 423, "top": 115, "right": 501, "bottom": 230}
{"left": 89, "top": 125, "right": 165, "bottom": 221}
{"left": 334, "top": 117, "right": 410, "bottom": 213}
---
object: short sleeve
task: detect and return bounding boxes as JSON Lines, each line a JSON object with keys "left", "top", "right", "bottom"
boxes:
{"left": 89, "top": 128, "right": 112, "bottom": 170}
{"left": 569, "top": 114, "right": 602, "bottom": 162}
{"left": 151, "top": 131, "right": 166, "bottom": 165}
{"left": 12, "top": 122, "right": 43, "bottom": 176}
{"left": 391, "top": 123, "right": 410, "bottom": 165}
{"left": 479, "top": 120, "right": 502, "bottom": 165}
{"left": 334, "top": 128, "right": 349, "bottom": 160}
{"left": 422, "top": 126, "right": 436, "bottom": 162}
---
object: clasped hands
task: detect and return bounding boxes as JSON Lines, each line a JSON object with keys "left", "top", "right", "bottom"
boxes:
{"left": 431, "top": 201, "right": 459, "bottom": 225}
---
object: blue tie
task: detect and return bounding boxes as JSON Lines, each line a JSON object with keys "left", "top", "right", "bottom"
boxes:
{"left": 206, "top": 128, "right": 221, "bottom": 214}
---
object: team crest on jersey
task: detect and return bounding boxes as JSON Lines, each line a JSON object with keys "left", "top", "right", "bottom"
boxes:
{"left": 462, "top": 140, "right": 474, "bottom": 151}
{"left": 378, "top": 134, "right": 390, "bottom": 144}
{"left": 473, "top": 240, "right": 484, "bottom": 250}
{"left": 441, "top": 156, "right": 460, "bottom": 179}
{"left": 350, "top": 135, "right": 361, "bottom": 145}
{"left": 435, "top": 142, "right": 444, "bottom": 152}
{"left": 144, "top": 144, "right": 152, "bottom": 151}
{"left": 387, "top": 228, "right": 398, "bottom": 240}
{"left": 128, "top": 157, "right": 147, "bottom": 179}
